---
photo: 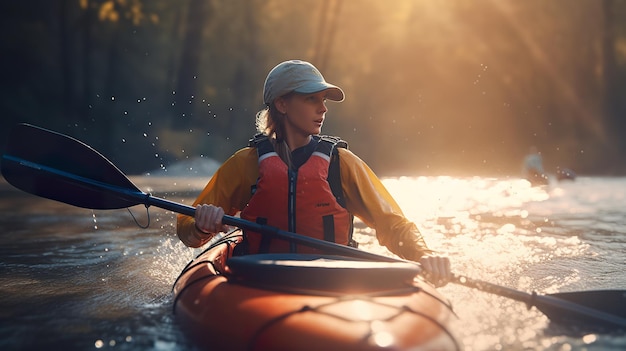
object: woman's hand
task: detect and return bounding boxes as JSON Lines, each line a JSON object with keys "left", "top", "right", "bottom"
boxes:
{"left": 419, "top": 255, "right": 452, "bottom": 287}
{"left": 194, "top": 204, "right": 229, "bottom": 234}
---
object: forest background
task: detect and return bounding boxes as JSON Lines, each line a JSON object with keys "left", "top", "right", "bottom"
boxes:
{"left": 2, "top": 0, "right": 625, "bottom": 177}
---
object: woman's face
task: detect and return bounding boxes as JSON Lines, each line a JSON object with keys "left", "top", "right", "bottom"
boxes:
{"left": 277, "top": 91, "right": 328, "bottom": 139}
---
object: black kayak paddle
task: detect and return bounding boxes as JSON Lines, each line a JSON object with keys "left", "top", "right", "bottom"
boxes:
{"left": 2, "top": 123, "right": 625, "bottom": 330}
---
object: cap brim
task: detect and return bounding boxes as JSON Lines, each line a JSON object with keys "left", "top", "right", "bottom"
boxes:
{"left": 294, "top": 83, "right": 345, "bottom": 102}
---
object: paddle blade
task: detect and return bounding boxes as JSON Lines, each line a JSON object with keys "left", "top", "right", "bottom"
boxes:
{"left": 1, "top": 123, "right": 142, "bottom": 209}
{"left": 539, "top": 290, "right": 626, "bottom": 328}
{"left": 452, "top": 275, "right": 626, "bottom": 329}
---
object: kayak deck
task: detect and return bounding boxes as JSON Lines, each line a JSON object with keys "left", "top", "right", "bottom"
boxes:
{"left": 173, "top": 230, "right": 460, "bottom": 351}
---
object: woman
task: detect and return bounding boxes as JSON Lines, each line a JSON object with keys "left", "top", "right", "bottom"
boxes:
{"left": 177, "top": 60, "right": 451, "bottom": 286}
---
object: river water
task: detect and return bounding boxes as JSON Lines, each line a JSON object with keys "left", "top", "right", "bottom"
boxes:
{"left": 0, "top": 175, "right": 624, "bottom": 351}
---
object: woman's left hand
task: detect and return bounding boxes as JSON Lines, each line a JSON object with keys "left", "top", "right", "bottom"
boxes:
{"left": 419, "top": 255, "right": 452, "bottom": 287}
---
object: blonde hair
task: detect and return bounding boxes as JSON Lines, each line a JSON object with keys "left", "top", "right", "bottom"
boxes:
{"left": 255, "top": 100, "right": 293, "bottom": 168}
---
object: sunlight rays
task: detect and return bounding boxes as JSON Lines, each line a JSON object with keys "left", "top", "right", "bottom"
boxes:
{"left": 489, "top": 1, "right": 607, "bottom": 141}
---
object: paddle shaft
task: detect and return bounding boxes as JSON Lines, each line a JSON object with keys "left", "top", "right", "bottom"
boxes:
{"left": 149, "top": 195, "right": 395, "bottom": 262}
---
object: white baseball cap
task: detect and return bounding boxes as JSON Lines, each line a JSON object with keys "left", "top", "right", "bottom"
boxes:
{"left": 263, "top": 60, "right": 345, "bottom": 105}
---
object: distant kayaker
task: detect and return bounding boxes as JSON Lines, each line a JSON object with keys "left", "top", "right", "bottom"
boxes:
{"left": 177, "top": 60, "right": 451, "bottom": 286}
{"left": 522, "top": 146, "right": 548, "bottom": 185}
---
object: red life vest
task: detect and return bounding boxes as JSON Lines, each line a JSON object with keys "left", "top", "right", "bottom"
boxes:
{"left": 240, "top": 136, "right": 352, "bottom": 254}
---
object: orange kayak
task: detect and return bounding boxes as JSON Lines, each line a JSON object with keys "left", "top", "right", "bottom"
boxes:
{"left": 173, "top": 230, "right": 460, "bottom": 351}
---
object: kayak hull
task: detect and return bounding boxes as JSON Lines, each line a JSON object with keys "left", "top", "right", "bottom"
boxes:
{"left": 173, "top": 230, "right": 459, "bottom": 351}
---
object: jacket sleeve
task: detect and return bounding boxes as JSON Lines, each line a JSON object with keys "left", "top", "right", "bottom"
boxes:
{"left": 176, "top": 148, "right": 259, "bottom": 248}
{"left": 337, "top": 148, "right": 433, "bottom": 261}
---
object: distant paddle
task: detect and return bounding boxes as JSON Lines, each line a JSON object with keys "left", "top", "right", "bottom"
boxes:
{"left": 2, "top": 123, "right": 625, "bottom": 330}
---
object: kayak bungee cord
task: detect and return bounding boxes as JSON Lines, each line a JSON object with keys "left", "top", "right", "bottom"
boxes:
{"left": 246, "top": 297, "right": 461, "bottom": 351}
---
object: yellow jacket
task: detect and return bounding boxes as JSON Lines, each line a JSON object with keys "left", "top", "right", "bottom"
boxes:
{"left": 177, "top": 147, "right": 432, "bottom": 261}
